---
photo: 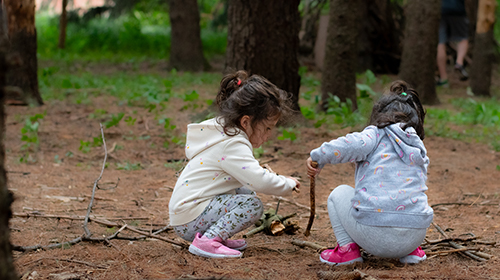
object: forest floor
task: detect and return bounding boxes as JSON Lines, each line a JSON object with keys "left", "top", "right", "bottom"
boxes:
{"left": 6, "top": 60, "right": 500, "bottom": 280}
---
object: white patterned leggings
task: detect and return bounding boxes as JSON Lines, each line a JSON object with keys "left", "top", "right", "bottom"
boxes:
{"left": 173, "top": 188, "right": 263, "bottom": 241}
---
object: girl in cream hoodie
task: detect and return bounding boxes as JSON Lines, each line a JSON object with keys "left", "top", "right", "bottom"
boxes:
{"left": 169, "top": 70, "right": 300, "bottom": 258}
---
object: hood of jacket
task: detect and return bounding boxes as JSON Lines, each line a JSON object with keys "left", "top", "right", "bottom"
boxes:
{"left": 384, "top": 123, "right": 427, "bottom": 166}
{"left": 185, "top": 118, "right": 248, "bottom": 160}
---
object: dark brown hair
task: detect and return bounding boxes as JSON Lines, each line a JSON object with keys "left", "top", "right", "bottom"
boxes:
{"left": 369, "top": 80, "right": 426, "bottom": 139}
{"left": 216, "top": 70, "right": 292, "bottom": 136}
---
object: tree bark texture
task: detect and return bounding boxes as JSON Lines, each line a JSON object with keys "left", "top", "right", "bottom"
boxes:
{"left": 0, "top": 2, "right": 17, "bottom": 278}
{"left": 470, "top": 0, "right": 496, "bottom": 96}
{"left": 5, "top": 0, "right": 42, "bottom": 106}
{"left": 398, "top": 0, "right": 440, "bottom": 105}
{"left": 169, "top": 0, "right": 209, "bottom": 72}
{"left": 225, "top": 0, "right": 301, "bottom": 113}
{"left": 357, "top": 0, "right": 404, "bottom": 74}
{"left": 58, "top": 0, "right": 68, "bottom": 49}
{"left": 321, "top": 0, "right": 359, "bottom": 111}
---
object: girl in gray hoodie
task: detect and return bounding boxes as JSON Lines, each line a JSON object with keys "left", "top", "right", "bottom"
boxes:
{"left": 306, "top": 80, "right": 433, "bottom": 265}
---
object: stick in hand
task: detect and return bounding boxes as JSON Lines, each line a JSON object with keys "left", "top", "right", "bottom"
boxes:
{"left": 304, "top": 161, "right": 318, "bottom": 236}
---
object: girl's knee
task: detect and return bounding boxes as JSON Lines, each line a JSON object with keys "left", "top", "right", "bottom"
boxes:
{"left": 329, "top": 185, "right": 354, "bottom": 201}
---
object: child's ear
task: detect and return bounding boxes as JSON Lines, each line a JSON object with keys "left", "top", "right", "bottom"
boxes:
{"left": 240, "top": 115, "right": 251, "bottom": 131}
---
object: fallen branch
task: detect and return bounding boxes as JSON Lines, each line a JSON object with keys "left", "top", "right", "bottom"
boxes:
{"left": 432, "top": 222, "right": 488, "bottom": 262}
{"left": 83, "top": 123, "right": 107, "bottom": 237}
{"left": 11, "top": 124, "right": 187, "bottom": 252}
{"left": 291, "top": 239, "right": 327, "bottom": 252}
{"left": 13, "top": 212, "right": 151, "bottom": 221}
{"left": 21, "top": 257, "right": 108, "bottom": 269}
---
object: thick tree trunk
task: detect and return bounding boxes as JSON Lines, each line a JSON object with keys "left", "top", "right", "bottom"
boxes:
{"left": 5, "top": 0, "right": 43, "bottom": 106}
{"left": 320, "top": 0, "right": 359, "bottom": 111}
{"left": 399, "top": 0, "right": 440, "bottom": 105}
{"left": 168, "top": 0, "right": 209, "bottom": 72}
{"left": 58, "top": 0, "right": 68, "bottom": 49}
{"left": 470, "top": 0, "right": 496, "bottom": 96}
{"left": 225, "top": 0, "right": 301, "bottom": 114}
{"left": 0, "top": 2, "right": 17, "bottom": 279}
{"left": 357, "top": 0, "right": 404, "bottom": 74}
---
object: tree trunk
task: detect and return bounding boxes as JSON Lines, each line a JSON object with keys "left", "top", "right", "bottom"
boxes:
{"left": 168, "top": 0, "right": 209, "bottom": 72}
{"left": 110, "top": 0, "right": 138, "bottom": 18}
{"left": 0, "top": 2, "right": 17, "bottom": 279}
{"left": 357, "top": 0, "right": 404, "bottom": 74}
{"left": 299, "top": 0, "right": 327, "bottom": 60}
{"left": 225, "top": 0, "right": 301, "bottom": 114}
{"left": 58, "top": 0, "right": 68, "bottom": 49}
{"left": 320, "top": 0, "right": 359, "bottom": 111}
{"left": 399, "top": 0, "right": 440, "bottom": 105}
{"left": 470, "top": 0, "right": 496, "bottom": 96}
{"left": 4, "top": 0, "right": 43, "bottom": 106}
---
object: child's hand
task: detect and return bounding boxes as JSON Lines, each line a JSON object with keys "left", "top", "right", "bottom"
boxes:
{"left": 306, "top": 157, "right": 321, "bottom": 178}
{"left": 288, "top": 177, "right": 301, "bottom": 192}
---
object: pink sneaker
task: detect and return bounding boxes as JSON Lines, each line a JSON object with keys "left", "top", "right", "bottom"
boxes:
{"left": 222, "top": 238, "right": 247, "bottom": 250}
{"left": 188, "top": 233, "right": 242, "bottom": 258}
{"left": 400, "top": 246, "right": 426, "bottom": 264}
{"left": 320, "top": 243, "right": 363, "bottom": 265}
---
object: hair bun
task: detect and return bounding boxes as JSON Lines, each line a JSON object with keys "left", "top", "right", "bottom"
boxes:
{"left": 389, "top": 80, "right": 409, "bottom": 95}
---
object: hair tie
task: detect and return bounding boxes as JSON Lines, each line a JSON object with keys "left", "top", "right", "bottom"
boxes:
{"left": 237, "top": 79, "right": 242, "bottom": 86}
{"left": 401, "top": 92, "right": 407, "bottom": 96}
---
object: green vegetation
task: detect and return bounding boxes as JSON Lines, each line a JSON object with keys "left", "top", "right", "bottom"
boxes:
{"left": 19, "top": 113, "right": 46, "bottom": 163}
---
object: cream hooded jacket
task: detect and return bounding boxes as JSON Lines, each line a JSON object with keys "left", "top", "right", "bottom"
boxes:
{"left": 169, "top": 118, "right": 296, "bottom": 226}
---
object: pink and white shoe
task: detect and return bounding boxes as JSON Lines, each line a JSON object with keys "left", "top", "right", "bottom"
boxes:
{"left": 400, "top": 246, "right": 426, "bottom": 264}
{"left": 189, "top": 233, "right": 242, "bottom": 258}
{"left": 222, "top": 238, "right": 247, "bottom": 251}
{"left": 320, "top": 243, "right": 363, "bottom": 265}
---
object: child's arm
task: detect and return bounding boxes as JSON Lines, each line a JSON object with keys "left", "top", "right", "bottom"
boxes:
{"left": 222, "top": 140, "right": 296, "bottom": 196}
{"left": 310, "top": 127, "right": 379, "bottom": 168}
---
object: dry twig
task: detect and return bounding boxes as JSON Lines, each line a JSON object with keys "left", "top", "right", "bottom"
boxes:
{"left": 432, "top": 222, "right": 488, "bottom": 262}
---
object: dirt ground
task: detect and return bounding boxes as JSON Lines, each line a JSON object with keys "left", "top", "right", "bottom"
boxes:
{"left": 6, "top": 66, "right": 500, "bottom": 279}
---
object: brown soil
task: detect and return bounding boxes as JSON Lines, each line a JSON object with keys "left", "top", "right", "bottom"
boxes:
{"left": 7, "top": 66, "right": 500, "bottom": 279}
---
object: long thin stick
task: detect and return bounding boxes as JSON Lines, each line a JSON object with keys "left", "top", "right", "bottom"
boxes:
{"left": 304, "top": 161, "right": 318, "bottom": 236}
{"left": 432, "top": 222, "right": 487, "bottom": 262}
{"left": 83, "top": 123, "right": 107, "bottom": 237}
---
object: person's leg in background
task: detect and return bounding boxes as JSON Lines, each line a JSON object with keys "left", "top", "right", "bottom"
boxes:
{"left": 437, "top": 43, "right": 449, "bottom": 84}
{"left": 437, "top": 17, "right": 450, "bottom": 87}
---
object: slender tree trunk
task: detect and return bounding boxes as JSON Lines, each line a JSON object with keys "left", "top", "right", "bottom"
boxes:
{"left": 225, "top": 0, "right": 301, "bottom": 114}
{"left": 58, "top": 0, "right": 68, "bottom": 49}
{"left": 399, "top": 0, "right": 440, "bottom": 105}
{"left": 470, "top": 0, "right": 496, "bottom": 96}
{"left": 0, "top": 1, "right": 17, "bottom": 278}
{"left": 320, "top": 0, "right": 359, "bottom": 111}
{"left": 4, "top": 0, "right": 42, "bottom": 106}
{"left": 299, "top": 0, "right": 327, "bottom": 59}
{"left": 168, "top": 0, "right": 209, "bottom": 72}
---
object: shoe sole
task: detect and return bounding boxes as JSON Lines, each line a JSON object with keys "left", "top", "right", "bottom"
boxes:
{"left": 319, "top": 255, "right": 363, "bottom": 266}
{"left": 228, "top": 244, "right": 247, "bottom": 251}
{"left": 189, "top": 244, "right": 242, "bottom": 258}
{"left": 400, "top": 254, "right": 426, "bottom": 264}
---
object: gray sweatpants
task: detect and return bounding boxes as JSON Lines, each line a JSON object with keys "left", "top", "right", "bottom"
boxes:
{"left": 328, "top": 185, "right": 427, "bottom": 258}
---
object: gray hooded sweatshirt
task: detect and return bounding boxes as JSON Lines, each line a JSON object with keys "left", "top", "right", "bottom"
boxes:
{"left": 310, "top": 123, "right": 433, "bottom": 229}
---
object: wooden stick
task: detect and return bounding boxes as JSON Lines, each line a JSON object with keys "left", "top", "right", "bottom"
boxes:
{"left": 12, "top": 212, "right": 151, "bottom": 221}
{"left": 432, "top": 222, "right": 487, "bottom": 262}
{"left": 83, "top": 124, "right": 107, "bottom": 237}
{"left": 304, "top": 161, "right": 318, "bottom": 236}
{"left": 291, "top": 239, "right": 327, "bottom": 252}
